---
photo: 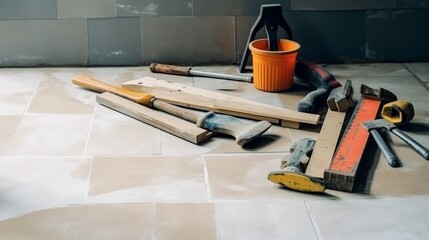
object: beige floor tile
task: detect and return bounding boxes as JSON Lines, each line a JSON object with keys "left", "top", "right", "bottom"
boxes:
{"left": 86, "top": 110, "right": 161, "bottom": 156}
{"left": 0, "top": 96, "right": 31, "bottom": 115}
{"left": 5, "top": 114, "right": 91, "bottom": 156}
{"left": 396, "top": 110, "right": 429, "bottom": 145}
{"left": 325, "top": 63, "right": 411, "bottom": 78}
{"left": 215, "top": 200, "right": 318, "bottom": 240}
{"left": 0, "top": 115, "right": 21, "bottom": 154}
{"left": 288, "top": 126, "right": 320, "bottom": 143}
{"left": 0, "top": 204, "right": 155, "bottom": 240}
{"left": 161, "top": 123, "right": 292, "bottom": 155}
{"left": 0, "top": 157, "right": 90, "bottom": 220}
{"left": 115, "top": 66, "right": 194, "bottom": 86}
{"left": 160, "top": 130, "right": 218, "bottom": 154}
{"left": 348, "top": 75, "right": 429, "bottom": 101}
{"left": 308, "top": 197, "right": 429, "bottom": 240}
{"left": 1, "top": 64, "right": 429, "bottom": 239}
{"left": 205, "top": 153, "right": 327, "bottom": 200}
{"left": 0, "top": 70, "right": 43, "bottom": 96}
{"left": 88, "top": 155, "right": 208, "bottom": 203}
{"left": 278, "top": 82, "right": 312, "bottom": 111}
{"left": 406, "top": 62, "right": 429, "bottom": 88}
{"left": 27, "top": 72, "right": 96, "bottom": 114}
{"left": 155, "top": 203, "right": 217, "bottom": 240}
{"left": 204, "top": 153, "right": 361, "bottom": 200}
{"left": 46, "top": 67, "right": 118, "bottom": 84}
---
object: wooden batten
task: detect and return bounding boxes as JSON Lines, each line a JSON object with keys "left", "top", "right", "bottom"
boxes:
{"left": 96, "top": 92, "right": 213, "bottom": 145}
{"left": 122, "top": 77, "right": 320, "bottom": 129}
{"left": 305, "top": 109, "right": 347, "bottom": 179}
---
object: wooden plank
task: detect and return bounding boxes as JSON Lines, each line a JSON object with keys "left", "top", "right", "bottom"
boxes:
{"left": 305, "top": 109, "right": 347, "bottom": 178}
{"left": 96, "top": 92, "right": 213, "bottom": 145}
{"left": 121, "top": 77, "right": 320, "bottom": 128}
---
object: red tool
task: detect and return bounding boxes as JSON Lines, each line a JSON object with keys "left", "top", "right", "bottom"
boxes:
{"left": 294, "top": 61, "right": 342, "bottom": 113}
{"left": 324, "top": 84, "right": 397, "bottom": 192}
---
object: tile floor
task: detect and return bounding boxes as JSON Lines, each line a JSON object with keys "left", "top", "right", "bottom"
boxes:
{"left": 0, "top": 63, "right": 428, "bottom": 239}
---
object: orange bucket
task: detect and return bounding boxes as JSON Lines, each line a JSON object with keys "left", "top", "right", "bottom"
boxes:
{"left": 249, "top": 38, "right": 300, "bottom": 92}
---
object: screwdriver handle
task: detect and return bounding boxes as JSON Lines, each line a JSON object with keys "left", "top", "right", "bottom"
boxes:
{"left": 391, "top": 128, "right": 429, "bottom": 160}
{"left": 72, "top": 75, "right": 153, "bottom": 106}
{"left": 149, "top": 63, "right": 191, "bottom": 76}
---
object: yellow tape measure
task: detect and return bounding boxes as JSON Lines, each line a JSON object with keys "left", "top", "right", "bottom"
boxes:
{"left": 381, "top": 100, "right": 414, "bottom": 125}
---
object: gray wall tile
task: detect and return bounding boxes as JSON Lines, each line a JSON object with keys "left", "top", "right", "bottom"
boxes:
{"left": 0, "top": 19, "right": 88, "bottom": 66}
{"left": 88, "top": 18, "right": 142, "bottom": 66}
{"left": 116, "top": 0, "right": 192, "bottom": 16}
{"left": 286, "top": 10, "right": 367, "bottom": 62}
{"left": 193, "top": 0, "right": 290, "bottom": 16}
{"left": 141, "top": 16, "right": 235, "bottom": 64}
{"left": 236, "top": 15, "right": 290, "bottom": 63}
{"left": 0, "top": 0, "right": 426, "bottom": 66}
{"left": 0, "top": 0, "right": 57, "bottom": 20}
{"left": 57, "top": 0, "right": 115, "bottom": 18}
{"left": 366, "top": 9, "right": 429, "bottom": 61}
{"left": 291, "top": 0, "right": 396, "bottom": 10}
{"left": 396, "top": 0, "right": 429, "bottom": 8}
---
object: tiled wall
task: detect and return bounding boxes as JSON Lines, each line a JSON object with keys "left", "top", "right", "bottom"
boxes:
{"left": 0, "top": 0, "right": 428, "bottom": 66}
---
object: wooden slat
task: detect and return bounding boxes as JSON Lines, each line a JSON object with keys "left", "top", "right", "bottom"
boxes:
{"left": 305, "top": 109, "right": 347, "bottom": 178}
{"left": 121, "top": 77, "right": 320, "bottom": 128}
{"left": 96, "top": 92, "right": 213, "bottom": 145}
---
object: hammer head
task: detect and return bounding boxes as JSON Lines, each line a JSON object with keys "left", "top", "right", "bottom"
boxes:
{"left": 361, "top": 119, "right": 397, "bottom": 131}
{"left": 360, "top": 84, "right": 397, "bottom": 102}
{"left": 327, "top": 79, "right": 354, "bottom": 112}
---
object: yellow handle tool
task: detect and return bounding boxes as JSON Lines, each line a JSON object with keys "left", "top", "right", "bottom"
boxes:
{"left": 72, "top": 75, "right": 153, "bottom": 106}
{"left": 381, "top": 100, "right": 414, "bottom": 125}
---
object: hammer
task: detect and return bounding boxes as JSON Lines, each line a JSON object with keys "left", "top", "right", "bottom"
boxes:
{"left": 362, "top": 119, "right": 429, "bottom": 166}
{"left": 72, "top": 75, "right": 271, "bottom": 145}
{"left": 327, "top": 79, "right": 354, "bottom": 112}
{"left": 268, "top": 138, "right": 325, "bottom": 192}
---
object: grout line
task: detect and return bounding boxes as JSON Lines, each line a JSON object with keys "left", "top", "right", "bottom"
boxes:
{"left": 202, "top": 155, "right": 213, "bottom": 201}
{"left": 81, "top": 98, "right": 96, "bottom": 204}
{"left": 84, "top": 157, "right": 93, "bottom": 204}
{"left": 403, "top": 63, "right": 429, "bottom": 92}
{"left": 82, "top": 105, "right": 97, "bottom": 156}
{"left": 3, "top": 71, "right": 45, "bottom": 154}
{"left": 152, "top": 202, "right": 158, "bottom": 240}
{"left": 158, "top": 130, "right": 163, "bottom": 155}
{"left": 22, "top": 71, "right": 44, "bottom": 114}
{"left": 304, "top": 201, "right": 324, "bottom": 240}
{"left": 286, "top": 127, "right": 295, "bottom": 143}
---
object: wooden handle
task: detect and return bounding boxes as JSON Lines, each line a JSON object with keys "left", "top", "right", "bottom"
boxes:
{"left": 72, "top": 75, "right": 153, "bottom": 106}
{"left": 149, "top": 63, "right": 191, "bottom": 76}
{"left": 152, "top": 99, "right": 200, "bottom": 123}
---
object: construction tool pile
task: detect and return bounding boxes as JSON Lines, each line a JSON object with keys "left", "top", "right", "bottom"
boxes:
{"left": 71, "top": 67, "right": 429, "bottom": 194}
{"left": 71, "top": 3, "right": 428, "bottom": 195}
